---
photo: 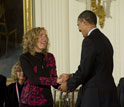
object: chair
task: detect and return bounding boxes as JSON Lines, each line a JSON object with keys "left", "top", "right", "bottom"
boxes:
{"left": 117, "top": 77, "right": 124, "bottom": 107}
{"left": 0, "top": 3, "right": 17, "bottom": 57}
{"left": 6, "top": 77, "right": 15, "bottom": 86}
{"left": 53, "top": 89, "right": 79, "bottom": 107}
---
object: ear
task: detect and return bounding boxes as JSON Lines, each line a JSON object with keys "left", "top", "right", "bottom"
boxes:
{"left": 82, "top": 19, "right": 88, "bottom": 25}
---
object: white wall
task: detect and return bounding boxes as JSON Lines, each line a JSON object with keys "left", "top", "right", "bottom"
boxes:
{"left": 120, "top": 0, "right": 124, "bottom": 80}
{"left": 33, "top": 0, "right": 70, "bottom": 76}
{"left": 33, "top": 0, "right": 124, "bottom": 85}
{"left": 69, "top": 0, "right": 85, "bottom": 74}
{"left": 98, "top": 0, "right": 124, "bottom": 84}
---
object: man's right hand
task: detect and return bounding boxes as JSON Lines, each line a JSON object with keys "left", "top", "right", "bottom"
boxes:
{"left": 57, "top": 73, "right": 72, "bottom": 84}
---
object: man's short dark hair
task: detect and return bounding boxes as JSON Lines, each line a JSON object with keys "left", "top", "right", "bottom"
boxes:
{"left": 78, "top": 10, "right": 97, "bottom": 25}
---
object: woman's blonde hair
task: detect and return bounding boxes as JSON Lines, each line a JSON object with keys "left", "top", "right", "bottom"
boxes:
{"left": 22, "top": 27, "right": 49, "bottom": 55}
{"left": 11, "top": 61, "right": 22, "bottom": 81}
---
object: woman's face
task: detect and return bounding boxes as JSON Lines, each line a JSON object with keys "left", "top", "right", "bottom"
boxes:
{"left": 35, "top": 30, "right": 48, "bottom": 52}
{"left": 16, "top": 71, "right": 24, "bottom": 80}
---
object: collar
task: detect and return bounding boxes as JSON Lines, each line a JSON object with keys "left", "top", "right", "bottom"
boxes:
{"left": 87, "top": 27, "right": 97, "bottom": 36}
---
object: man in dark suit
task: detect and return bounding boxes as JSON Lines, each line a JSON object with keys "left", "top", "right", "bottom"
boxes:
{"left": 0, "top": 74, "right": 6, "bottom": 107}
{"left": 117, "top": 77, "right": 124, "bottom": 107}
{"left": 58, "top": 10, "right": 120, "bottom": 107}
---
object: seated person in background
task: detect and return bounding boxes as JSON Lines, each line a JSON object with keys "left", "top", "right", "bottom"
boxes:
{"left": 5, "top": 61, "right": 24, "bottom": 107}
{"left": 117, "top": 77, "right": 124, "bottom": 107}
{"left": 19, "top": 27, "right": 59, "bottom": 107}
{"left": 0, "top": 74, "right": 7, "bottom": 107}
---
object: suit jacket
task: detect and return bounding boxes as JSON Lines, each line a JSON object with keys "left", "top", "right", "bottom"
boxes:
{"left": 117, "top": 77, "right": 124, "bottom": 107}
{"left": 5, "top": 82, "right": 23, "bottom": 107}
{"left": 0, "top": 75, "right": 6, "bottom": 107}
{"left": 67, "top": 29, "right": 120, "bottom": 107}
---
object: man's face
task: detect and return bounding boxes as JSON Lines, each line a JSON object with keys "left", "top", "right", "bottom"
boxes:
{"left": 77, "top": 20, "right": 87, "bottom": 37}
{"left": 77, "top": 20, "right": 82, "bottom": 33}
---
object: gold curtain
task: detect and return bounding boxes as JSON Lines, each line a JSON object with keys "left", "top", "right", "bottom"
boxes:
{"left": 23, "top": 0, "right": 33, "bottom": 33}
{"left": 91, "top": 0, "right": 106, "bottom": 28}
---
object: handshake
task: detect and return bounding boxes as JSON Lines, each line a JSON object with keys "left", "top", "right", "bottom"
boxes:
{"left": 56, "top": 73, "right": 72, "bottom": 92}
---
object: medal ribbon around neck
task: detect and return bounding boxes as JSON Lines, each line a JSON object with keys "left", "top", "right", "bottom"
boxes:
{"left": 16, "top": 82, "right": 20, "bottom": 103}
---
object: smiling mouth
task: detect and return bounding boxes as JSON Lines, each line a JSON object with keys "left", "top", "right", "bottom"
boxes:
{"left": 40, "top": 42, "right": 47, "bottom": 45}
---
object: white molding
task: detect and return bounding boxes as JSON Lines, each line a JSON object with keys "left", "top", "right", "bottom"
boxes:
{"left": 33, "top": 0, "right": 42, "bottom": 27}
{"left": 39, "top": 0, "right": 70, "bottom": 75}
